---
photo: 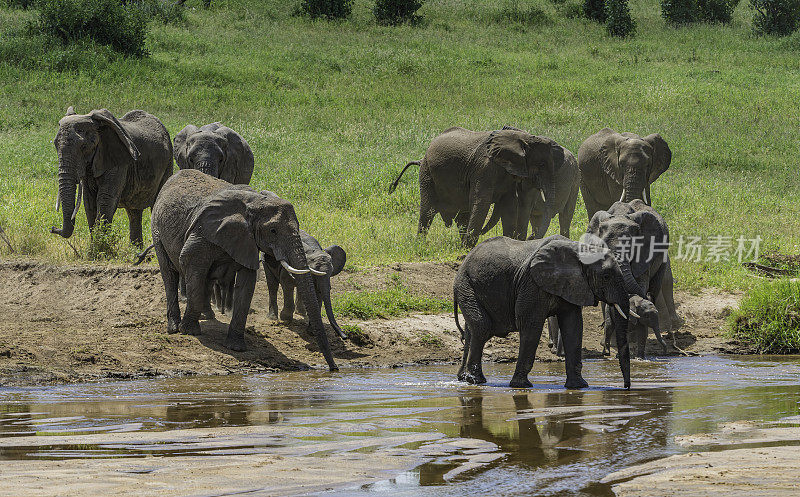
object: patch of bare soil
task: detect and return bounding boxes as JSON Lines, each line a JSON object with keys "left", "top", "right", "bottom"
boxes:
{"left": 602, "top": 419, "right": 800, "bottom": 496}
{"left": 0, "top": 259, "right": 741, "bottom": 386}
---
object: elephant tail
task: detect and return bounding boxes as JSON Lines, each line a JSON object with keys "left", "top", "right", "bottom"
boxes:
{"left": 453, "top": 293, "right": 465, "bottom": 343}
{"left": 480, "top": 206, "right": 501, "bottom": 235}
{"left": 133, "top": 243, "right": 156, "bottom": 266}
{"left": 388, "top": 160, "right": 421, "bottom": 194}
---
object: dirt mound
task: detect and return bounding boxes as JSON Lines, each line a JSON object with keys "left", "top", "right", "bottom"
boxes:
{"left": 0, "top": 260, "right": 741, "bottom": 385}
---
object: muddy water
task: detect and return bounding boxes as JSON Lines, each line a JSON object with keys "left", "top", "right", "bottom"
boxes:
{"left": 1, "top": 356, "right": 799, "bottom": 496}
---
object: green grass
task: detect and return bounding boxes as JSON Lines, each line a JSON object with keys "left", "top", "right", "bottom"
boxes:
{"left": 332, "top": 276, "right": 450, "bottom": 319}
{"left": 729, "top": 279, "right": 800, "bottom": 353}
{"left": 1, "top": 0, "right": 799, "bottom": 292}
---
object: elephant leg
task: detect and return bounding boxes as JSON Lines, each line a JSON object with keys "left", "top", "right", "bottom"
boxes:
{"left": 125, "top": 208, "right": 144, "bottom": 248}
{"left": 530, "top": 210, "right": 545, "bottom": 240}
{"left": 660, "top": 262, "right": 683, "bottom": 333}
{"left": 417, "top": 168, "right": 437, "bottom": 236}
{"left": 458, "top": 290, "right": 489, "bottom": 384}
{"left": 179, "top": 259, "right": 212, "bottom": 337}
{"left": 580, "top": 184, "right": 603, "bottom": 221}
{"left": 602, "top": 303, "right": 613, "bottom": 356}
{"left": 457, "top": 325, "right": 471, "bottom": 380}
{"left": 633, "top": 323, "right": 647, "bottom": 359}
{"left": 559, "top": 307, "right": 588, "bottom": 389}
{"left": 264, "top": 261, "right": 280, "bottom": 321}
{"left": 279, "top": 270, "right": 296, "bottom": 322}
{"left": 94, "top": 179, "right": 122, "bottom": 234}
{"left": 200, "top": 280, "right": 216, "bottom": 320}
{"left": 455, "top": 211, "right": 470, "bottom": 238}
{"left": 547, "top": 316, "right": 564, "bottom": 356}
{"left": 155, "top": 243, "right": 180, "bottom": 334}
{"left": 224, "top": 269, "right": 256, "bottom": 352}
{"left": 178, "top": 275, "right": 187, "bottom": 302}
{"left": 559, "top": 202, "right": 576, "bottom": 239}
{"left": 84, "top": 189, "right": 98, "bottom": 232}
{"left": 463, "top": 197, "right": 491, "bottom": 248}
{"left": 511, "top": 314, "right": 545, "bottom": 388}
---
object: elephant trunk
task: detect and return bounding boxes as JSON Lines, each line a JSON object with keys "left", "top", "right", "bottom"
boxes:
{"left": 196, "top": 160, "right": 217, "bottom": 178}
{"left": 535, "top": 164, "right": 557, "bottom": 238}
{"left": 619, "top": 260, "right": 646, "bottom": 298}
{"left": 319, "top": 277, "right": 347, "bottom": 340}
{"left": 52, "top": 161, "right": 78, "bottom": 238}
{"left": 288, "top": 238, "right": 338, "bottom": 371}
{"left": 614, "top": 311, "right": 631, "bottom": 389}
{"left": 621, "top": 164, "right": 647, "bottom": 204}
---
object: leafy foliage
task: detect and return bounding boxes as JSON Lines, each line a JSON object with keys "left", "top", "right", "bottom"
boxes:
{"left": 698, "top": 0, "right": 739, "bottom": 22}
{"left": 751, "top": 0, "right": 800, "bottom": 35}
{"left": 730, "top": 280, "right": 800, "bottom": 353}
{"left": 493, "top": 0, "right": 552, "bottom": 27}
{"left": 661, "top": 0, "right": 700, "bottom": 23}
{"left": 583, "top": 0, "right": 608, "bottom": 21}
{"left": 606, "top": 0, "right": 636, "bottom": 36}
{"left": 373, "top": 0, "right": 423, "bottom": 25}
{"left": 299, "top": 0, "right": 352, "bottom": 19}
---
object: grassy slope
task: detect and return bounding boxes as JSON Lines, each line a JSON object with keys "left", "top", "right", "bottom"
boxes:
{"left": 1, "top": 0, "right": 799, "bottom": 291}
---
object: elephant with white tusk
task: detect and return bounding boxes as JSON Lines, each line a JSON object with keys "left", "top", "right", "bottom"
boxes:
{"left": 603, "top": 294, "right": 664, "bottom": 357}
{"left": 150, "top": 170, "right": 338, "bottom": 370}
{"left": 50, "top": 107, "right": 173, "bottom": 247}
{"left": 262, "top": 229, "right": 348, "bottom": 340}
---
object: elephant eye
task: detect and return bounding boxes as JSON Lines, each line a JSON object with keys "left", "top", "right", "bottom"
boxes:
{"left": 270, "top": 228, "right": 276, "bottom": 234}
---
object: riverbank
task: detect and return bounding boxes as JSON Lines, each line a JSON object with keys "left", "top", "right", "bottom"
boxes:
{"left": 0, "top": 259, "right": 743, "bottom": 386}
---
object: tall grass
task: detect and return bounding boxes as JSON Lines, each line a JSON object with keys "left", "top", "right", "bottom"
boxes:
{"left": 729, "top": 280, "right": 800, "bottom": 353}
{"left": 0, "top": 0, "right": 798, "bottom": 292}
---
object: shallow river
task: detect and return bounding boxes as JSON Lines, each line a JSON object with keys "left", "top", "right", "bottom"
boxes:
{"left": 1, "top": 356, "right": 799, "bottom": 496}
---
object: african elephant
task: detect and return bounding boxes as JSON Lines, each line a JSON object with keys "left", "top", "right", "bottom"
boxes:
{"left": 481, "top": 145, "right": 579, "bottom": 239}
{"left": 50, "top": 107, "right": 173, "bottom": 247}
{"left": 389, "top": 127, "right": 564, "bottom": 247}
{"left": 173, "top": 123, "right": 254, "bottom": 185}
{"left": 578, "top": 128, "right": 671, "bottom": 220}
{"left": 454, "top": 235, "right": 646, "bottom": 389}
{"left": 150, "top": 169, "right": 338, "bottom": 370}
{"left": 603, "top": 294, "right": 665, "bottom": 358}
{"left": 262, "top": 230, "right": 347, "bottom": 339}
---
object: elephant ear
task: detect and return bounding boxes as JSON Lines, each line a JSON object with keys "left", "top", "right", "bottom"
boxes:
{"left": 173, "top": 125, "right": 200, "bottom": 170}
{"left": 326, "top": 245, "right": 346, "bottom": 276}
{"left": 599, "top": 133, "right": 624, "bottom": 185}
{"left": 628, "top": 209, "right": 665, "bottom": 277}
{"left": 645, "top": 133, "right": 671, "bottom": 183}
{"left": 89, "top": 109, "right": 140, "bottom": 178}
{"left": 486, "top": 130, "right": 531, "bottom": 178}
{"left": 89, "top": 109, "right": 139, "bottom": 161}
{"left": 215, "top": 126, "right": 255, "bottom": 185}
{"left": 528, "top": 238, "right": 596, "bottom": 307}
{"left": 188, "top": 189, "right": 260, "bottom": 270}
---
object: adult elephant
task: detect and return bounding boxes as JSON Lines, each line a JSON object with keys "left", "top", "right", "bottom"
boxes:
{"left": 263, "top": 229, "right": 347, "bottom": 339}
{"left": 173, "top": 122, "right": 254, "bottom": 185}
{"left": 481, "top": 145, "right": 579, "bottom": 239}
{"left": 454, "top": 235, "right": 647, "bottom": 389}
{"left": 150, "top": 169, "right": 337, "bottom": 371}
{"left": 578, "top": 128, "right": 671, "bottom": 219}
{"left": 51, "top": 107, "right": 173, "bottom": 247}
{"left": 389, "top": 127, "right": 563, "bottom": 247}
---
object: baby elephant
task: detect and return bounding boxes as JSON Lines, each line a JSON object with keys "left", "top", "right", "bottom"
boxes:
{"left": 454, "top": 235, "right": 646, "bottom": 389}
{"left": 262, "top": 230, "right": 347, "bottom": 340}
{"left": 174, "top": 122, "right": 254, "bottom": 185}
{"left": 603, "top": 295, "right": 664, "bottom": 358}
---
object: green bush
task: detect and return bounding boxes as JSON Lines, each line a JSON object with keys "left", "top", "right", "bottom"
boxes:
{"left": 583, "top": 0, "right": 607, "bottom": 21}
{"left": 661, "top": 0, "right": 699, "bottom": 24}
{"left": 751, "top": 0, "right": 800, "bottom": 35}
{"left": 373, "top": 0, "right": 423, "bottom": 25}
{"left": 606, "top": 0, "right": 636, "bottom": 36}
{"left": 729, "top": 280, "right": 800, "bottom": 353}
{"left": 2, "top": 0, "right": 36, "bottom": 8}
{"left": 698, "top": 0, "right": 739, "bottom": 22}
{"left": 299, "top": 0, "right": 352, "bottom": 19}
{"left": 38, "top": 0, "right": 149, "bottom": 56}
{"left": 494, "top": 0, "right": 552, "bottom": 27}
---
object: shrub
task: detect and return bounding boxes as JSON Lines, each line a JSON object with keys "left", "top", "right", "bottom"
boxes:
{"left": 751, "top": 0, "right": 800, "bottom": 35}
{"left": 606, "top": 0, "right": 636, "bottom": 36}
{"left": 561, "top": 1, "right": 584, "bottom": 17}
{"left": 299, "top": 0, "right": 352, "bottom": 19}
{"left": 698, "top": 0, "right": 739, "bottom": 22}
{"left": 373, "top": 0, "right": 423, "bottom": 25}
{"left": 661, "top": 0, "right": 699, "bottom": 24}
{"left": 2, "top": 0, "right": 37, "bottom": 8}
{"left": 729, "top": 280, "right": 800, "bottom": 353}
{"left": 38, "top": 0, "right": 149, "bottom": 56}
{"left": 494, "top": 0, "right": 552, "bottom": 27}
{"left": 583, "top": 0, "right": 607, "bottom": 21}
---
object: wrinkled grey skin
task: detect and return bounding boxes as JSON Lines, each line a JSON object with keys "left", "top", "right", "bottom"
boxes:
{"left": 454, "top": 235, "right": 645, "bottom": 390}
{"left": 578, "top": 128, "right": 671, "bottom": 220}
{"left": 389, "top": 127, "right": 563, "bottom": 247}
{"left": 51, "top": 107, "right": 173, "bottom": 247}
{"left": 263, "top": 230, "right": 347, "bottom": 339}
{"left": 482, "top": 145, "right": 579, "bottom": 239}
{"left": 150, "top": 169, "right": 337, "bottom": 370}
{"left": 174, "top": 123, "right": 254, "bottom": 185}
{"left": 604, "top": 294, "right": 664, "bottom": 358}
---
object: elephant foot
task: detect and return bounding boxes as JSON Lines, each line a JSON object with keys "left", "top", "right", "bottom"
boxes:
{"left": 509, "top": 376, "right": 533, "bottom": 388}
{"left": 223, "top": 332, "right": 247, "bottom": 352}
{"left": 279, "top": 309, "right": 294, "bottom": 322}
{"left": 564, "top": 377, "right": 589, "bottom": 389}
{"left": 671, "top": 313, "right": 685, "bottom": 330}
{"left": 167, "top": 318, "right": 180, "bottom": 335}
{"left": 602, "top": 345, "right": 611, "bottom": 356}
{"left": 179, "top": 319, "right": 202, "bottom": 336}
{"left": 200, "top": 308, "right": 216, "bottom": 321}
{"left": 266, "top": 307, "right": 279, "bottom": 321}
{"left": 461, "top": 370, "right": 487, "bottom": 385}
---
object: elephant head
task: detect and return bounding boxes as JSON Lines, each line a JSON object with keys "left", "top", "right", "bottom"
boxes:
{"left": 189, "top": 187, "right": 338, "bottom": 370}
{"left": 174, "top": 123, "right": 254, "bottom": 184}
{"left": 51, "top": 107, "right": 139, "bottom": 238}
{"left": 300, "top": 230, "right": 347, "bottom": 339}
{"left": 487, "top": 129, "right": 564, "bottom": 237}
{"left": 628, "top": 294, "right": 659, "bottom": 331}
{"left": 599, "top": 130, "right": 671, "bottom": 206}
{"left": 528, "top": 237, "right": 646, "bottom": 388}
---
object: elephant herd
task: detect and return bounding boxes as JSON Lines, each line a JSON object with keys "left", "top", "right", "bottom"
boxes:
{"left": 15, "top": 106, "right": 680, "bottom": 388}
